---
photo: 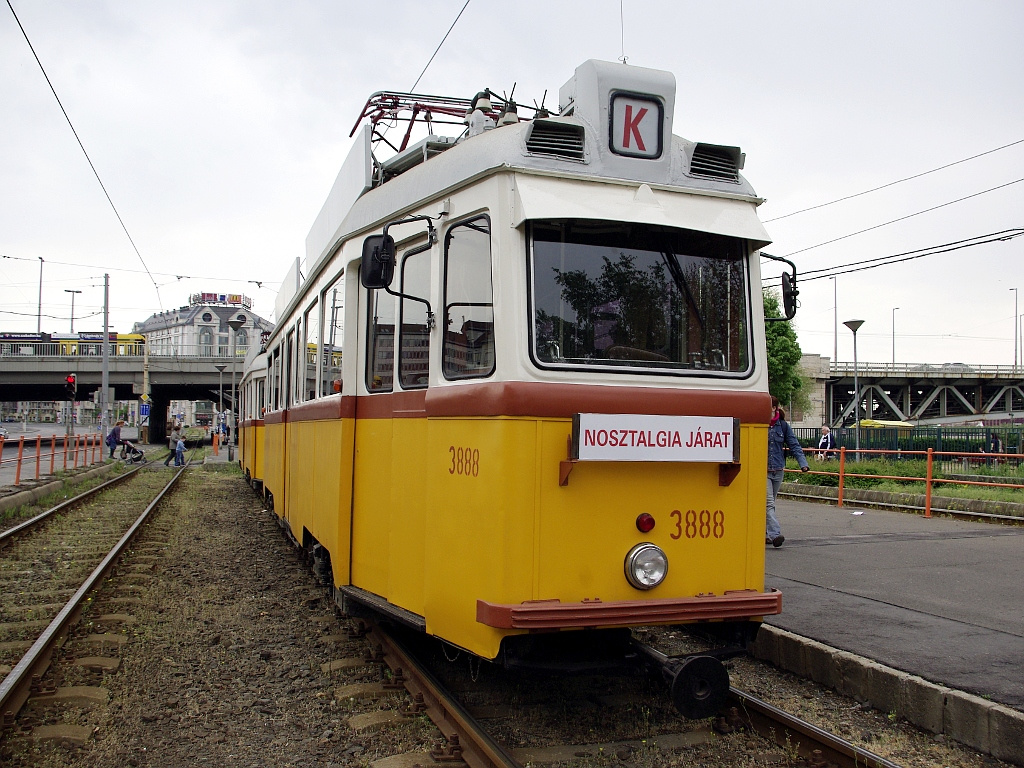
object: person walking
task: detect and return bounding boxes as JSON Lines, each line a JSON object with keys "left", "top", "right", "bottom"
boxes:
{"left": 175, "top": 434, "right": 186, "bottom": 467}
{"left": 164, "top": 424, "right": 182, "bottom": 467}
{"left": 106, "top": 420, "right": 123, "bottom": 459}
{"left": 767, "top": 396, "right": 809, "bottom": 548}
{"left": 817, "top": 425, "right": 836, "bottom": 460}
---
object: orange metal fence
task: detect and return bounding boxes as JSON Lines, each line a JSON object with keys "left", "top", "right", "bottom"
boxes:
{"left": 786, "top": 446, "right": 1024, "bottom": 518}
{"left": 0, "top": 434, "right": 103, "bottom": 487}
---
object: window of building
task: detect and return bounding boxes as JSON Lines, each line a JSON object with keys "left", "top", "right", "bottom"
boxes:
{"left": 443, "top": 216, "right": 494, "bottom": 379}
{"left": 199, "top": 328, "right": 214, "bottom": 357}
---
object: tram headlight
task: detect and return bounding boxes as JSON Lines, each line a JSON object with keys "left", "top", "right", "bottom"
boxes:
{"left": 624, "top": 543, "right": 668, "bottom": 590}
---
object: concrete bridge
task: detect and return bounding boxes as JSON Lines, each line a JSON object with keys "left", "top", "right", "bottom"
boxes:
{"left": 1, "top": 344, "right": 248, "bottom": 441}
{"left": 799, "top": 355, "right": 1024, "bottom": 428}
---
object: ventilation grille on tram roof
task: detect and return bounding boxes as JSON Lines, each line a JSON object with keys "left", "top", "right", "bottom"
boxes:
{"left": 689, "top": 143, "right": 744, "bottom": 182}
{"left": 525, "top": 120, "right": 586, "bottom": 161}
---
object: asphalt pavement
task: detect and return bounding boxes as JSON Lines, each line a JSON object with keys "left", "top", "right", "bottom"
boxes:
{"left": 765, "top": 496, "right": 1024, "bottom": 711}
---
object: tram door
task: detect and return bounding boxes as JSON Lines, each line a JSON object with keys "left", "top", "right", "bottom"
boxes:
{"left": 350, "top": 241, "right": 432, "bottom": 617}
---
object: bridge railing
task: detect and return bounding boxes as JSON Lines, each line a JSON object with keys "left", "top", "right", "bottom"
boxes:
{"left": 0, "top": 342, "right": 250, "bottom": 359}
{"left": 830, "top": 361, "right": 1022, "bottom": 376}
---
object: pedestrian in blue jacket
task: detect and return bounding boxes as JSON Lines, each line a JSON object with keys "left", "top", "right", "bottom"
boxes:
{"left": 767, "top": 396, "right": 809, "bottom": 547}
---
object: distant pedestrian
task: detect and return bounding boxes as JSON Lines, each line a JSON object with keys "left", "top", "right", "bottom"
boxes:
{"left": 175, "top": 435, "right": 186, "bottom": 466}
{"left": 766, "top": 397, "right": 809, "bottom": 548}
{"left": 817, "top": 425, "right": 836, "bottom": 460}
{"left": 106, "top": 420, "right": 123, "bottom": 459}
{"left": 164, "top": 424, "right": 182, "bottom": 466}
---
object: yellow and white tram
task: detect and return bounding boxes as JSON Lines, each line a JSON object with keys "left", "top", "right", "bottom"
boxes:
{"left": 239, "top": 346, "right": 268, "bottom": 490}
{"left": 241, "top": 59, "right": 795, "bottom": 716}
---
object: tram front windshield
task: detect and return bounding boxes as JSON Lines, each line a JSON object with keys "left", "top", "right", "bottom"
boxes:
{"left": 530, "top": 220, "right": 750, "bottom": 374}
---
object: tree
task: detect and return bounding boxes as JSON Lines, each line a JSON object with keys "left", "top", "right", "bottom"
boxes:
{"left": 764, "top": 289, "right": 809, "bottom": 414}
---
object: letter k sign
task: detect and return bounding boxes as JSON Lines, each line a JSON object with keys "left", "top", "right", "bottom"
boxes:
{"left": 610, "top": 94, "right": 662, "bottom": 158}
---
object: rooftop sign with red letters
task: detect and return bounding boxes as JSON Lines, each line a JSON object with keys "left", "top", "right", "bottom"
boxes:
{"left": 609, "top": 92, "right": 663, "bottom": 159}
{"left": 571, "top": 413, "right": 739, "bottom": 463}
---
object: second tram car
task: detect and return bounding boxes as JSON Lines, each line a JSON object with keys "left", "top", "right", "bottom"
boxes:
{"left": 241, "top": 59, "right": 797, "bottom": 716}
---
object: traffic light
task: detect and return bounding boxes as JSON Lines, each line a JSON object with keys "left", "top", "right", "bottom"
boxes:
{"left": 64, "top": 373, "right": 77, "bottom": 400}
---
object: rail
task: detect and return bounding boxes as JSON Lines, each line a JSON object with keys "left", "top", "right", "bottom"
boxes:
{"left": 0, "top": 434, "right": 104, "bottom": 485}
{"left": 0, "top": 467, "right": 185, "bottom": 728}
{"left": 788, "top": 446, "right": 1024, "bottom": 519}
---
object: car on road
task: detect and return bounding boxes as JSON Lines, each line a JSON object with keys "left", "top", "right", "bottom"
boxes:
{"left": 0, "top": 426, "right": 8, "bottom": 440}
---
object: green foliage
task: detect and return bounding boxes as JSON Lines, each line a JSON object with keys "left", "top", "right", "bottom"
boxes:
{"left": 764, "top": 289, "right": 808, "bottom": 413}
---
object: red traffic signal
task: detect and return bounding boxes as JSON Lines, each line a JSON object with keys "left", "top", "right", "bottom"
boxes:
{"left": 64, "top": 373, "right": 77, "bottom": 399}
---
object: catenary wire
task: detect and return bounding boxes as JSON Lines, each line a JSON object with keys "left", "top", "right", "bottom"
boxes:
{"left": 763, "top": 138, "right": 1024, "bottom": 223}
{"left": 409, "top": 0, "right": 472, "bottom": 91}
{"left": 5, "top": 0, "right": 164, "bottom": 310}
{"left": 781, "top": 229, "right": 1024, "bottom": 283}
{"left": 772, "top": 178, "right": 1024, "bottom": 260}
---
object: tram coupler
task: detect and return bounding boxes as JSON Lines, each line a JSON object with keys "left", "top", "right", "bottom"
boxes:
{"left": 632, "top": 640, "right": 733, "bottom": 720}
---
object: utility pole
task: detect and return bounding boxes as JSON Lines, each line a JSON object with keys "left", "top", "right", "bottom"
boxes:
{"left": 65, "top": 289, "right": 82, "bottom": 332}
{"left": 37, "top": 257, "right": 44, "bottom": 333}
{"left": 101, "top": 274, "right": 110, "bottom": 435}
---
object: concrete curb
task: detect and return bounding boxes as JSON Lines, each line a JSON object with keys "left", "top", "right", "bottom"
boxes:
{"left": 0, "top": 462, "right": 121, "bottom": 515}
{"left": 751, "top": 625, "right": 1024, "bottom": 765}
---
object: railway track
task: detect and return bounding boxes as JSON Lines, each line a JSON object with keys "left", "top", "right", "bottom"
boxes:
{"left": 358, "top": 618, "right": 904, "bottom": 768}
{"left": 1, "top": 479, "right": 987, "bottom": 767}
{"left": 0, "top": 466, "right": 184, "bottom": 731}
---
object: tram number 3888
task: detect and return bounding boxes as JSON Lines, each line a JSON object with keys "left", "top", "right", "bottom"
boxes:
{"left": 670, "top": 509, "right": 725, "bottom": 540}
{"left": 448, "top": 446, "right": 481, "bottom": 477}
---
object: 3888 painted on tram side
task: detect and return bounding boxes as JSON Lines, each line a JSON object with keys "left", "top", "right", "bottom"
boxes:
{"left": 238, "top": 59, "right": 799, "bottom": 717}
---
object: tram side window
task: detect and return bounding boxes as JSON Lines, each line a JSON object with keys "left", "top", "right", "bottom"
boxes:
{"left": 443, "top": 216, "right": 494, "bottom": 379}
{"left": 284, "top": 332, "right": 294, "bottom": 406}
{"left": 366, "top": 285, "right": 395, "bottom": 392}
{"left": 270, "top": 347, "right": 282, "bottom": 411}
{"left": 257, "top": 377, "right": 266, "bottom": 417}
{"left": 304, "top": 301, "right": 319, "bottom": 401}
{"left": 321, "top": 273, "right": 345, "bottom": 396}
{"left": 399, "top": 245, "right": 431, "bottom": 388}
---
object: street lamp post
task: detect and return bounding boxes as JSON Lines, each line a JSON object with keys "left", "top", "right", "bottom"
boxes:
{"left": 214, "top": 364, "right": 227, "bottom": 439}
{"left": 1012, "top": 288, "right": 1019, "bottom": 373}
{"left": 844, "top": 319, "right": 865, "bottom": 462}
{"left": 892, "top": 307, "right": 899, "bottom": 368}
{"left": 65, "top": 289, "right": 82, "bottom": 333}
{"left": 227, "top": 318, "right": 245, "bottom": 459}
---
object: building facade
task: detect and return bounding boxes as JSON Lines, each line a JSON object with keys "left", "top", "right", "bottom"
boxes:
{"left": 132, "top": 292, "right": 272, "bottom": 358}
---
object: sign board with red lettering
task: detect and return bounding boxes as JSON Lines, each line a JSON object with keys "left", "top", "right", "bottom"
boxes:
{"left": 609, "top": 92, "right": 663, "bottom": 159}
{"left": 571, "top": 413, "right": 739, "bottom": 462}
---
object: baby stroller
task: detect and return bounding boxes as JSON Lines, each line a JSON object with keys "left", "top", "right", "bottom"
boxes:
{"left": 119, "top": 439, "right": 147, "bottom": 464}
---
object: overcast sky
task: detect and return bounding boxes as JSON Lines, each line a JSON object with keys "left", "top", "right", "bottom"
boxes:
{"left": 2, "top": 1, "right": 1022, "bottom": 367}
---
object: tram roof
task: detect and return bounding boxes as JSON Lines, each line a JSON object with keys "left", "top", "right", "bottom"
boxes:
{"left": 287, "top": 60, "right": 772, "bottom": 319}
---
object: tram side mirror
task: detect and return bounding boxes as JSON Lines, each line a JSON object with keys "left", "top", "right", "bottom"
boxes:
{"left": 361, "top": 234, "right": 396, "bottom": 289}
{"left": 781, "top": 272, "right": 798, "bottom": 320}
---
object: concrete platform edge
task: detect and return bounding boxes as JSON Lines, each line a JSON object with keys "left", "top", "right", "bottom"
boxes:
{"left": 750, "top": 624, "right": 1024, "bottom": 766}
{"left": 0, "top": 462, "right": 120, "bottom": 514}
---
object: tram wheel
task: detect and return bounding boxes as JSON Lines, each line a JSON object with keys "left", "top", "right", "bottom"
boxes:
{"left": 671, "top": 655, "right": 729, "bottom": 719}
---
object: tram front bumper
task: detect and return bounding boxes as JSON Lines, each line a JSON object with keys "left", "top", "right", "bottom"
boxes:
{"left": 477, "top": 588, "right": 782, "bottom": 630}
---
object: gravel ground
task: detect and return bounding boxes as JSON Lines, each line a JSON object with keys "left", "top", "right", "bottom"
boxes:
{"left": 0, "top": 464, "right": 1010, "bottom": 767}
